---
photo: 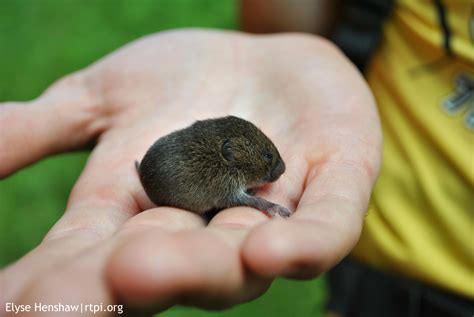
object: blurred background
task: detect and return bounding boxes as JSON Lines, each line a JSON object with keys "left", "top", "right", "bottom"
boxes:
{"left": 0, "top": 1, "right": 326, "bottom": 316}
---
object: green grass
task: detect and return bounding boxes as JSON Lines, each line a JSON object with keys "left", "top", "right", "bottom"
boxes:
{"left": 0, "top": 1, "right": 326, "bottom": 316}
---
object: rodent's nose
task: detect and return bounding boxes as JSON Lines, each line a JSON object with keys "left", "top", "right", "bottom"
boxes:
{"left": 269, "top": 159, "right": 285, "bottom": 182}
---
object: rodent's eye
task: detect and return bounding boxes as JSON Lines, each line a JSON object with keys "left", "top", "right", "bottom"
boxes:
{"left": 263, "top": 152, "right": 273, "bottom": 163}
{"left": 222, "top": 139, "right": 235, "bottom": 161}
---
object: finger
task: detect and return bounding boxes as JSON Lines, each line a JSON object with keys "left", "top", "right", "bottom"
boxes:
{"left": 4, "top": 193, "right": 144, "bottom": 307}
{"left": 3, "top": 128, "right": 206, "bottom": 303}
{"left": 0, "top": 71, "right": 106, "bottom": 178}
{"left": 11, "top": 239, "right": 120, "bottom": 317}
{"left": 242, "top": 157, "right": 380, "bottom": 279}
{"left": 120, "top": 207, "right": 206, "bottom": 234}
{"left": 107, "top": 208, "right": 272, "bottom": 312}
{"left": 7, "top": 207, "right": 204, "bottom": 315}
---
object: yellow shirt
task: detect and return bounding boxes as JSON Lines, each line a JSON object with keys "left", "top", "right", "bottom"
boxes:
{"left": 352, "top": 0, "right": 474, "bottom": 298}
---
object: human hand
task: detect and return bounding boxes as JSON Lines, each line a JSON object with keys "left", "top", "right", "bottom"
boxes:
{"left": 0, "top": 29, "right": 381, "bottom": 315}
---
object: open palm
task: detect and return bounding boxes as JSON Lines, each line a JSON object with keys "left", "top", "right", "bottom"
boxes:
{"left": 1, "top": 29, "right": 381, "bottom": 315}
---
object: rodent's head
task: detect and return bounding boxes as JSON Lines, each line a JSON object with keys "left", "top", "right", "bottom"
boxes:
{"left": 215, "top": 116, "right": 286, "bottom": 189}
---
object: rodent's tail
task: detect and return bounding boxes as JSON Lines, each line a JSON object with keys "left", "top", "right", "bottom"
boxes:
{"left": 134, "top": 160, "right": 140, "bottom": 175}
{"left": 135, "top": 160, "right": 145, "bottom": 189}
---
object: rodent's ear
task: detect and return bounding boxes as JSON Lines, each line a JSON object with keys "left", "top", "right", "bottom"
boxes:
{"left": 222, "top": 139, "right": 234, "bottom": 161}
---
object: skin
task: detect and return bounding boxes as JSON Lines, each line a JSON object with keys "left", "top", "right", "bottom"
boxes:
{"left": 137, "top": 116, "right": 290, "bottom": 218}
{"left": 0, "top": 29, "right": 381, "bottom": 316}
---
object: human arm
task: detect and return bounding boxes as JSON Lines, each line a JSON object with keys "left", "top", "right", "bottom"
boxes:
{"left": 0, "top": 29, "right": 381, "bottom": 315}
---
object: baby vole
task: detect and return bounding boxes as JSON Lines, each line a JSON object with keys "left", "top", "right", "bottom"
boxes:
{"left": 136, "top": 116, "right": 290, "bottom": 218}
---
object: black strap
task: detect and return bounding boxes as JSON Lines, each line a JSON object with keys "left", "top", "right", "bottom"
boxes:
{"left": 326, "top": 258, "right": 474, "bottom": 317}
{"left": 330, "top": 0, "right": 396, "bottom": 72}
{"left": 433, "top": 0, "right": 453, "bottom": 57}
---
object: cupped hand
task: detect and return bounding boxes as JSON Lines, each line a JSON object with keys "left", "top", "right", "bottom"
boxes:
{"left": 0, "top": 29, "right": 381, "bottom": 315}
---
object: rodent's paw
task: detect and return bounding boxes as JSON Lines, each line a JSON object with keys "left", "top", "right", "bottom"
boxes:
{"left": 268, "top": 205, "right": 291, "bottom": 218}
{"left": 245, "top": 188, "right": 257, "bottom": 196}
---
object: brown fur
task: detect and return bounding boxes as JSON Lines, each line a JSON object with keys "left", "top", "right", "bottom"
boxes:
{"left": 137, "top": 116, "right": 290, "bottom": 217}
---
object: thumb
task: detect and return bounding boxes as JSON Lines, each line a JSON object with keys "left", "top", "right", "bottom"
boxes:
{"left": 0, "top": 71, "right": 107, "bottom": 178}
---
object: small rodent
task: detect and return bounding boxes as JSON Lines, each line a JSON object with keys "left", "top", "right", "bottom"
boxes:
{"left": 136, "top": 116, "right": 291, "bottom": 218}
